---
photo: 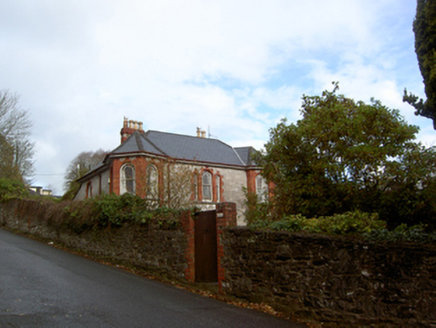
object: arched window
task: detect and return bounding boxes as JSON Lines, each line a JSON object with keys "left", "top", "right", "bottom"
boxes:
{"left": 202, "top": 171, "right": 212, "bottom": 201}
{"left": 193, "top": 173, "right": 199, "bottom": 201}
{"left": 120, "top": 164, "right": 135, "bottom": 195}
{"left": 215, "top": 175, "right": 221, "bottom": 202}
{"left": 146, "top": 164, "right": 159, "bottom": 199}
{"left": 256, "top": 175, "right": 268, "bottom": 202}
{"left": 86, "top": 182, "right": 93, "bottom": 199}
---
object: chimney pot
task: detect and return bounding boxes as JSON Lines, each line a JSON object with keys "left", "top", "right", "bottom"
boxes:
{"left": 121, "top": 118, "right": 144, "bottom": 143}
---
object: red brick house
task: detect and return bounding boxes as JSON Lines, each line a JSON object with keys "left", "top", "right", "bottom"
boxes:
{"left": 74, "top": 118, "right": 269, "bottom": 225}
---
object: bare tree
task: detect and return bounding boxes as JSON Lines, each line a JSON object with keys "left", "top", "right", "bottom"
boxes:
{"left": 133, "top": 160, "right": 194, "bottom": 209}
{"left": 63, "top": 149, "right": 108, "bottom": 197}
{"left": 0, "top": 91, "right": 34, "bottom": 182}
{"left": 163, "top": 161, "right": 194, "bottom": 209}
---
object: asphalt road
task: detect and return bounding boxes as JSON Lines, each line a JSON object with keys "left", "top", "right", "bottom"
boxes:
{"left": 0, "top": 229, "right": 306, "bottom": 327}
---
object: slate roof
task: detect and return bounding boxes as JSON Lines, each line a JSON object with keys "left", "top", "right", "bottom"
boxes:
{"left": 234, "top": 147, "right": 256, "bottom": 166}
{"left": 112, "top": 131, "right": 165, "bottom": 156}
{"left": 111, "top": 130, "right": 255, "bottom": 167}
{"left": 78, "top": 130, "right": 257, "bottom": 183}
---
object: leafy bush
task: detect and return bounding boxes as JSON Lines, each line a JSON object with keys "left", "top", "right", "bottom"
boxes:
{"left": 89, "top": 193, "right": 182, "bottom": 228}
{"left": 248, "top": 211, "right": 386, "bottom": 236}
{"left": 247, "top": 210, "right": 436, "bottom": 243}
{"left": 363, "top": 223, "right": 436, "bottom": 243}
{"left": 243, "top": 188, "right": 272, "bottom": 225}
{"left": 0, "top": 178, "right": 29, "bottom": 201}
{"left": 4, "top": 191, "right": 184, "bottom": 233}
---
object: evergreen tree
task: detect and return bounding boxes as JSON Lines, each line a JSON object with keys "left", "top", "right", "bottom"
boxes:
{"left": 256, "top": 84, "right": 436, "bottom": 227}
{"left": 404, "top": 0, "right": 436, "bottom": 128}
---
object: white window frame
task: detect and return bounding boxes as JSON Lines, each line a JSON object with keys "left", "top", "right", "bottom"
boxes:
{"left": 202, "top": 171, "right": 212, "bottom": 201}
{"left": 256, "top": 175, "right": 268, "bottom": 202}
{"left": 120, "top": 164, "right": 136, "bottom": 195}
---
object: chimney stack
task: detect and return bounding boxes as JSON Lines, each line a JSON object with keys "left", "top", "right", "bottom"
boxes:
{"left": 120, "top": 117, "right": 144, "bottom": 143}
{"left": 196, "top": 127, "right": 207, "bottom": 138}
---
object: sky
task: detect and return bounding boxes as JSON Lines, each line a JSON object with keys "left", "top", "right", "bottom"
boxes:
{"left": 0, "top": 0, "right": 433, "bottom": 196}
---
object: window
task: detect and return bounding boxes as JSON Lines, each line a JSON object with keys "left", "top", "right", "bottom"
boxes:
{"left": 86, "top": 182, "right": 92, "bottom": 199}
{"left": 202, "top": 171, "right": 212, "bottom": 201}
{"left": 120, "top": 164, "right": 135, "bottom": 194}
{"left": 193, "top": 173, "right": 199, "bottom": 201}
{"left": 256, "top": 175, "right": 268, "bottom": 202}
{"left": 146, "top": 164, "right": 159, "bottom": 199}
{"left": 215, "top": 175, "right": 221, "bottom": 202}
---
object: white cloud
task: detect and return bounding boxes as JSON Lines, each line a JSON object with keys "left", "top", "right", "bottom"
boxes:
{"left": 0, "top": 0, "right": 429, "bottom": 194}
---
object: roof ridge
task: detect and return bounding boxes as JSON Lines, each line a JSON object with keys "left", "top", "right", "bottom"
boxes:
{"left": 234, "top": 146, "right": 255, "bottom": 150}
{"left": 231, "top": 147, "right": 247, "bottom": 166}
{"left": 110, "top": 132, "right": 135, "bottom": 153}
{"left": 146, "top": 129, "right": 228, "bottom": 144}
{"left": 134, "top": 132, "right": 145, "bottom": 151}
{"left": 235, "top": 146, "right": 257, "bottom": 166}
{"left": 140, "top": 132, "right": 168, "bottom": 156}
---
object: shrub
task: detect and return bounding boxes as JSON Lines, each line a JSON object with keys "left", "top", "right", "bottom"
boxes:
{"left": 248, "top": 211, "right": 386, "bottom": 236}
{"left": 243, "top": 188, "right": 272, "bottom": 225}
{"left": 90, "top": 193, "right": 182, "bottom": 228}
{"left": 0, "top": 178, "right": 29, "bottom": 201}
{"left": 363, "top": 223, "right": 436, "bottom": 243}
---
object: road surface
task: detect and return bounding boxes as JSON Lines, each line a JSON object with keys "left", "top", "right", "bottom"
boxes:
{"left": 0, "top": 228, "right": 306, "bottom": 327}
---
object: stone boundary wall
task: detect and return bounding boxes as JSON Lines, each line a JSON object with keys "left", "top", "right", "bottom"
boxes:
{"left": 222, "top": 227, "right": 436, "bottom": 327}
{"left": 3, "top": 198, "right": 435, "bottom": 326}
{"left": 0, "top": 199, "right": 190, "bottom": 281}
{"left": 0, "top": 199, "right": 237, "bottom": 286}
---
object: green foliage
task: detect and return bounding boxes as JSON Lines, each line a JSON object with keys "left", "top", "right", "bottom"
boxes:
{"left": 0, "top": 135, "right": 21, "bottom": 182}
{"left": 0, "top": 178, "right": 29, "bottom": 201}
{"left": 255, "top": 83, "right": 436, "bottom": 228}
{"left": 248, "top": 211, "right": 386, "bottom": 236}
{"left": 89, "top": 193, "right": 181, "bottom": 228}
{"left": 363, "top": 223, "right": 436, "bottom": 244}
{"left": 247, "top": 210, "right": 436, "bottom": 243}
{"left": 61, "top": 185, "right": 79, "bottom": 201}
{"left": 61, "top": 201, "right": 95, "bottom": 234}
{"left": 243, "top": 188, "right": 272, "bottom": 225}
{"left": 403, "top": 0, "right": 436, "bottom": 127}
{"left": 0, "top": 91, "right": 35, "bottom": 182}
{"left": 1, "top": 186, "right": 185, "bottom": 233}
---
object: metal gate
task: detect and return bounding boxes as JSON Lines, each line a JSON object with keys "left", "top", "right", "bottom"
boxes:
{"left": 194, "top": 210, "right": 218, "bottom": 283}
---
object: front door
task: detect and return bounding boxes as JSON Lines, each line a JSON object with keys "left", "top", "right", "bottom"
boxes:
{"left": 194, "top": 210, "right": 218, "bottom": 282}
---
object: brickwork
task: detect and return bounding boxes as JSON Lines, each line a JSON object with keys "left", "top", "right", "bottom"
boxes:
{"left": 180, "top": 210, "right": 196, "bottom": 282}
{"left": 179, "top": 203, "right": 237, "bottom": 284}
{"left": 120, "top": 118, "right": 144, "bottom": 143}
{"left": 216, "top": 203, "right": 237, "bottom": 292}
{"left": 245, "top": 169, "right": 258, "bottom": 194}
{"left": 110, "top": 159, "right": 121, "bottom": 195}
